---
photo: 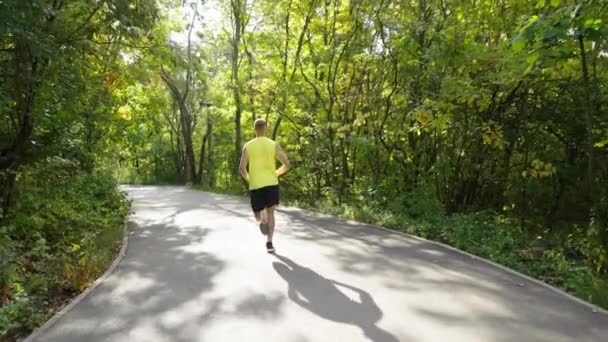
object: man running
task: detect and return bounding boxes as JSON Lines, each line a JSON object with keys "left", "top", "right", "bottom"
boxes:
{"left": 239, "top": 119, "right": 290, "bottom": 253}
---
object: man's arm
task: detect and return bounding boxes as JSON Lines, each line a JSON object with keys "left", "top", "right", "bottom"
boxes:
{"left": 239, "top": 147, "right": 249, "bottom": 182}
{"left": 275, "top": 143, "right": 290, "bottom": 177}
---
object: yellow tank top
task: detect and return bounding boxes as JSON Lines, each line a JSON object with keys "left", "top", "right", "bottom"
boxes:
{"left": 244, "top": 137, "right": 278, "bottom": 190}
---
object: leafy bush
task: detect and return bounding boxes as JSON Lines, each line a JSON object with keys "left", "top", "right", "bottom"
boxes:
{"left": 0, "top": 158, "right": 130, "bottom": 340}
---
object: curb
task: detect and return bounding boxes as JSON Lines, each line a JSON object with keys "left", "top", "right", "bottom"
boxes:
{"left": 22, "top": 218, "right": 130, "bottom": 342}
{"left": 190, "top": 188, "right": 608, "bottom": 316}
{"left": 278, "top": 205, "right": 608, "bottom": 316}
{"left": 372, "top": 222, "right": 608, "bottom": 315}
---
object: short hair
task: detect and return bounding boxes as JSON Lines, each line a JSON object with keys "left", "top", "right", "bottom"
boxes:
{"left": 254, "top": 119, "right": 267, "bottom": 130}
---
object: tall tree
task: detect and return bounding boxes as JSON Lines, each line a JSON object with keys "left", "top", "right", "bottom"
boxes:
{"left": 229, "top": 0, "right": 245, "bottom": 175}
{"left": 160, "top": 1, "right": 202, "bottom": 184}
{"left": 0, "top": 0, "right": 158, "bottom": 214}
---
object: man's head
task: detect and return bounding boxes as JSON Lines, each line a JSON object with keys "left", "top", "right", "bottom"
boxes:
{"left": 254, "top": 119, "right": 267, "bottom": 137}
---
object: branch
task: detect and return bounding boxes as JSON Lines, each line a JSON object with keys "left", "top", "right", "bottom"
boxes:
{"left": 162, "top": 106, "right": 179, "bottom": 135}
{"left": 328, "top": 26, "right": 357, "bottom": 98}
{"left": 87, "top": 39, "right": 159, "bottom": 49}
{"left": 298, "top": 58, "right": 328, "bottom": 113}
{"left": 241, "top": 0, "right": 258, "bottom": 33}
{"left": 494, "top": 80, "right": 523, "bottom": 116}
{"left": 160, "top": 68, "right": 185, "bottom": 103}
{"left": 290, "top": 2, "right": 314, "bottom": 80}
{"left": 273, "top": 104, "right": 300, "bottom": 127}
{"left": 184, "top": 1, "right": 198, "bottom": 101}
{"left": 60, "top": 5, "right": 103, "bottom": 44}
{"left": 282, "top": 0, "right": 292, "bottom": 74}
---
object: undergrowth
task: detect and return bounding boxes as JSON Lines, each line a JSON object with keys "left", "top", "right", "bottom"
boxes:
{"left": 0, "top": 159, "right": 130, "bottom": 341}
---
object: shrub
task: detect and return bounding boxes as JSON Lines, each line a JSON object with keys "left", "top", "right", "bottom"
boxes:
{"left": 0, "top": 158, "right": 129, "bottom": 340}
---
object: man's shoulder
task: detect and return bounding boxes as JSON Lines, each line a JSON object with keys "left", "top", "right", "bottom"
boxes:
{"left": 243, "top": 138, "right": 256, "bottom": 148}
{"left": 244, "top": 137, "right": 276, "bottom": 148}
{"left": 255, "top": 137, "right": 277, "bottom": 145}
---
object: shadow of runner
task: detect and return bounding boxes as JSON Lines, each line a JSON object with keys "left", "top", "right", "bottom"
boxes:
{"left": 272, "top": 254, "right": 399, "bottom": 342}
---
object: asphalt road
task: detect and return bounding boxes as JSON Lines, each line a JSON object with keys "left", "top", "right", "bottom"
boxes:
{"left": 30, "top": 186, "right": 608, "bottom": 342}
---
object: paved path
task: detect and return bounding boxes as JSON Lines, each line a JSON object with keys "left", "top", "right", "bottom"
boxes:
{"left": 31, "top": 186, "right": 608, "bottom": 342}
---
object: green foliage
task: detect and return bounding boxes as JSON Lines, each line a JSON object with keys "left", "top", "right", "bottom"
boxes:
{"left": 0, "top": 290, "right": 48, "bottom": 340}
{"left": 0, "top": 161, "right": 129, "bottom": 339}
{"left": 185, "top": 0, "right": 608, "bottom": 307}
{"left": 0, "top": 0, "right": 155, "bottom": 339}
{"left": 2, "top": 0, "right": 607, "bottom": 336}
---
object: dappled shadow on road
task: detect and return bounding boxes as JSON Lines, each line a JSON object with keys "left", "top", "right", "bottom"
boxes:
{"left": 37, "top": 186, "right": 282, "bottom": 342}
{"left": 273, "top": 254, "right": 399, "bottom": 342}
{"left": 39, "top": 186, "right": 608, "bottom": 342}
{"left": 276, "top": 207, "right": 608, "bottom": 342}
{"left": 124, "top": 188, "right": 608, "bottom": 341}
{"left": 234, "top": 292, "right": 285, "bottom": 320}
{"left": 124, "top": 185, "right": 253, "bottom": 224}
{"left": 39, "top": 222, "right": 225, "bottom": 341}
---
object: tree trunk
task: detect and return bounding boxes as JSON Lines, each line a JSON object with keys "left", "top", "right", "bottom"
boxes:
{"left": 0, "top": 37, "right": 40, "bottom": 215}
{"left": 231, "top": 0, "right": 244, "bottom": 181}
{"left": 246, "top": 49, "right": 256, "bottom": 124}
{"left": 195, "top": 115, "right": 213, "bottom": 186}
{"left": 175, "top": 106, "right": 186, "bottom": 183}
{"left": 178, "top": 100, "right": 197, "bottom": 184}
{"left": 206, "top": 119, "right": 215, "bottom": 188}
{"left": 195, "top": 136, "right": 205, "bottom": 186}
{"left": 578, "top": 33, "right": 596, "bottom": 207}
{"left": 160, "top": 69, "right": 196, "bottom": 184}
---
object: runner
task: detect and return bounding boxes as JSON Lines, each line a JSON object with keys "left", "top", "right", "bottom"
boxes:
{"left": 239, "top": 119, "right": 290, "bottom": 253}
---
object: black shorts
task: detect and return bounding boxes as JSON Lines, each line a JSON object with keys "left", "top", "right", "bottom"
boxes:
{"left": 250, "top": 185, "right": 280, "bottom": 212}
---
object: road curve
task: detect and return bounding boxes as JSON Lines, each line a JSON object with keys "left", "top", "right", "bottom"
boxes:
{"left": 30, "top": 186, "right": 608, "bottom": 342}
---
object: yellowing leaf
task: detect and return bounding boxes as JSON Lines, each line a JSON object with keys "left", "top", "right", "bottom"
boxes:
{"left": 594, "top": 138, "right": 608, "bottom": 148}
{"left": 416, "top": 111, "right": 433, "bottom": 126}
{"left": 117, "top": 105, "right": 132, "bottom": 120}
{"left": 482, "top": 133, "right": 493, "bottom": 145}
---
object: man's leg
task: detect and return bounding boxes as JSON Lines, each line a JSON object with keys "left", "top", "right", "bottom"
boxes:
{"left": 268, "top": 185, "right": 280, "bottom": 241}
{"left": 253, "top": 210, "right": 261, "bottom": 222}
{"left": 265, "top": 205, "right": 276, "bottom": 253}
{"left": 266, "top": 205, "right": 276, "bottom": 242}
{"left": 256, "top": 208, "right": 269, "bottom": 235}
{"left": 251, "top": 188, "right": 269, "bottom": 235}
{"left": 264, "top": 185, "right": 279, "bottom": 253}
{"left": 253, "top": 209, "right": 267, "bottom": 224}
{"left": 251, "top": 189, "right": 260, "bottom": 221}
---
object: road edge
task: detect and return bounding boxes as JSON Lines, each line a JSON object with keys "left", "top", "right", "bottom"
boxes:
{"left": 371, "top": 221, "right": 608, "bottom": 315}
{"left": 276, "top": 204, "right": 608, "bottom": 316}
{"left": 21, "top": 217, "right": 130, "bottom": 342}
{"left": 203, "top": 188, "right": 608, "bottom": 315}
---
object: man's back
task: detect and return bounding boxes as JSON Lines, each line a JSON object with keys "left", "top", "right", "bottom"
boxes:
{"left": 239, "top": 118, "right": 290, "bottom": 253}
{"left": 244, "top": 137, "right": 278, "bottom": 190}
